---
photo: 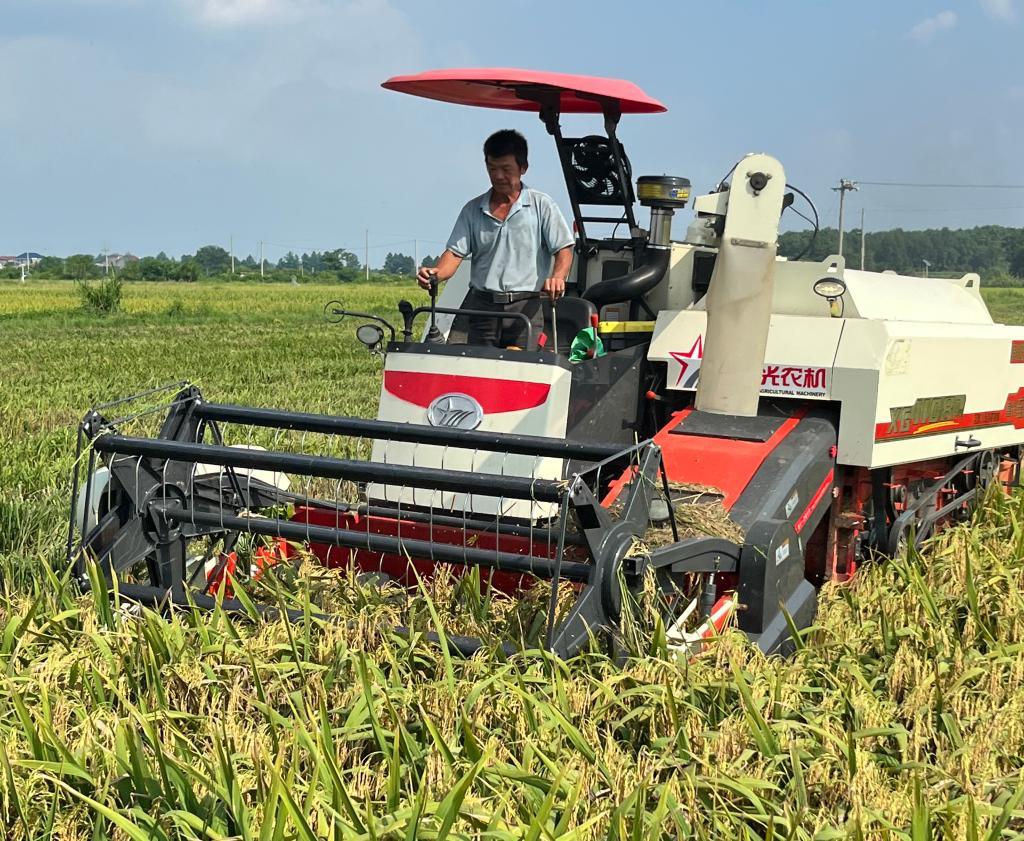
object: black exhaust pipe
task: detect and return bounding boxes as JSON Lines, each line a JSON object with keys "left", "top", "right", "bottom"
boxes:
{"left": 581, "top": 245, "right": 670, "bottom": 309}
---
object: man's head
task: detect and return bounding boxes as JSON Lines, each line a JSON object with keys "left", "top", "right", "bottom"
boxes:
{"left": 484, "top": 129, "right": 528, "bottom": 196}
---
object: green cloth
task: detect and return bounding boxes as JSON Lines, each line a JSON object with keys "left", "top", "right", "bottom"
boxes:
{"left": 568, "top": 327, "right": 606, "bottom": 363}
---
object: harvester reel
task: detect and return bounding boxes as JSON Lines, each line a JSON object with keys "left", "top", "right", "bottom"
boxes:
{"left": 68, "top": 385, "right": 736, "bottom": 659}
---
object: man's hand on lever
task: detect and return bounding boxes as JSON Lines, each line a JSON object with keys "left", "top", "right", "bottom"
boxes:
{"left": 417, "top": 250, "right": 464, "bottom": 290}
{"left": 543, "top": 245, "right": 573, "bottom": 299}
{"left": 416, "top": 266, "right": 439, "bottom": 290}
{"left": 542, "top": 275, "right": 566, "bottom": 299}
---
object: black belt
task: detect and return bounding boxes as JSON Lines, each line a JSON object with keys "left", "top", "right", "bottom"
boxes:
{"left": 468, "top": 288, "right": 540, "bottom": 305}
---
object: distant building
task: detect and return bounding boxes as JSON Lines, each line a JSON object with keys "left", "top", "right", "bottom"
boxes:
{"left": 15, "top": 252, "right": 42, "bottom": 266}
{"left": 0, "top": 256, "right": 18, "bottom": 267}
{"left": 94, "top": 253, "right": 140, "bottom": 270}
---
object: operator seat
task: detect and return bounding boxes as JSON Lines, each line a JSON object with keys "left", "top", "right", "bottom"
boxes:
{"left": 543, "top": 295, "right": 597, "bottom": 354}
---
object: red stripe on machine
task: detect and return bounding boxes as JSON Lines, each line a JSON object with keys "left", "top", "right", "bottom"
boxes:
{"left": 874, "top": 387, "right": 1024, "bottom": 441}
{"left": 384, "top": 371, "right": 551, "bottom": 413}
{"left": 794, "top": 469, "right": 834, "bottom": 534}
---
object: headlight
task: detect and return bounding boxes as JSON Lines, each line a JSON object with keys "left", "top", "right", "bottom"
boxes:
{"left": 812, "top": 278, "right": 847, "bottom": 299}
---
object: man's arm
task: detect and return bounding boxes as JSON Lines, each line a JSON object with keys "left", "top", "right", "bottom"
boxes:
{"left": 542, "top": 246, "right": 573, "bottom": 299}
{"left": 417, "top": 250, "right": 464, "bottom": 289}
{"left": 417, "top": 201, "right": 472, "bottom": 289}
{"left": 538, "top": 193, "right": 575, "bottom": 299}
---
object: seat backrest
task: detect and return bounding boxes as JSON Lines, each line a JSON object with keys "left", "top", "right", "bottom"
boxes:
{"left": 542, "top": 296, "right": 598, "bottom": 353}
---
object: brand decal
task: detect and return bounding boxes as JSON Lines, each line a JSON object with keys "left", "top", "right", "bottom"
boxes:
{"left": 886, "top": 394, "right": 967, "bottom": 437}
{"left": 668, "top": 335, "right": 827, "bottom": 397}
{"left": 426, "top": 393, "right": 484, "bottom": 430}
{"left": 875, "top": 388, "right": 1024, "bottom": 441}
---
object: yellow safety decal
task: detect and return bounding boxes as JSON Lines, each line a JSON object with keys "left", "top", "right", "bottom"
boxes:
{"left": 597, "top": 321, "right": 656, "bottom": 334}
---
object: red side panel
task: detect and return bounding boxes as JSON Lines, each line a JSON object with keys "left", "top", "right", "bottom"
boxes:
{"left": 292, "top": 505, "right": 577, "bottom": 595}
{"left": 604, "top": 409, "right": 804, "bottom": 510}
{"left": 384, "top": 371, "right": 550, "bottom": 413}
{"left": 656, "top": 410, "right": 804, "bottom": 509}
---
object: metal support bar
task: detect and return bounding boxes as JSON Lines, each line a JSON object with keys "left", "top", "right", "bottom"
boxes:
{"left": 645, "top": 537, "right": 740, "bottom": 573}
{"left": 195, "top": 402, "right": 625, "bottom": 461}
{"left": 157, "top": 506, "right": 595, "bottom": 582}
{"left": 94, "top": 435, "right": 566, "bottom": 502}
{"left": 356, "top": 503, "right": 585, "bottom": 546}
{"left": 408, "top": 305, "right": 534, "bottom": 349}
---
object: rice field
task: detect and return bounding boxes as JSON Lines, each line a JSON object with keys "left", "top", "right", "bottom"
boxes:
{"left": 3, "top": 280, "right": 1024, "bottom": 839}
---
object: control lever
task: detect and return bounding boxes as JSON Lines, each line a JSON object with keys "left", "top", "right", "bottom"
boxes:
{"left": 549, "top": 295, "right": 559, "bottom": 354}
{"left": 425, "top": 270, "right": 443, "bottom": 343}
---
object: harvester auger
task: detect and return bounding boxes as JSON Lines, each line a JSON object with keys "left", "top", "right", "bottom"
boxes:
{"left": 69, "top": 69, "right": 1024, "bottom": 658}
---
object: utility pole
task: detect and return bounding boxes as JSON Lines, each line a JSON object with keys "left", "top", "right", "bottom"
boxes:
{"left": 299, "top": 254, "right": 304, "bottom": 277}
{"left": 365, "top": 229, "right": 369, "bottom": 282}
{"left": 860, "top": 208, "right": 866, "bottom": 270}
{"left": 414, "top": 238, "right": 418, "bottom": 272}
{"left": 832, "top": 179, "right": 858, "bottom": 260}
{"left": 259, "top": 240, "right": 264, "bottom": 278}
{"left": 230, "top": 235, "right": 235, "bottom": 275}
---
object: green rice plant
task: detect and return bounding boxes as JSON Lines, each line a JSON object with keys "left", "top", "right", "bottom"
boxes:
{"left": 3, "top": 282, "right": 1024, "bottom": 837}
{"left": 75, "top": 275, "right": 124, "bottom": 315}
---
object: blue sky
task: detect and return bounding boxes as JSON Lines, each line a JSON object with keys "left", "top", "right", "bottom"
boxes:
{"left": 2, "top": 0, "right": 1021, "bottom": 264}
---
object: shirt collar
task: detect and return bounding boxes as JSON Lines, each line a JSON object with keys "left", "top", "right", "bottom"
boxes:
{"left": 479, "top": 184, "right": 531, "bottom": 213}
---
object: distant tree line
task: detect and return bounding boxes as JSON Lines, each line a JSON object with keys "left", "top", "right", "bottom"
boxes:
{"left": 778, "top": 225, "right": 1024, "bottom": 280}
{"left": 1, "top": 244, "right": 441, "bottom": 283}
{"left": 7, "top": 225, "right": 1024, "bottom": 283}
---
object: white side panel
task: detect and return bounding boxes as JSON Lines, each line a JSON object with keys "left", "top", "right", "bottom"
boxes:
{"left": 842, "top": 270, "right": 989, "bottom": 324}
{"left": 368, "top": 351, "right": 572, "bottom": 519}
{"left": 650, "top": 311, "right": 1024, "bottom": 468}
{"left": 833, "top": 320, "right": 1024, "bottom": 466}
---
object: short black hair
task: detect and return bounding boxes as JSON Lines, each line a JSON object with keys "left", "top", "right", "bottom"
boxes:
{"left": 484, "top": 129, "right": 528, "bottom": 167}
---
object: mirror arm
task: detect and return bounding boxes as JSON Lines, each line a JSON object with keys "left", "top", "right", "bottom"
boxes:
{"left": 323, "top": 303, "right": 396, "bottom": 342}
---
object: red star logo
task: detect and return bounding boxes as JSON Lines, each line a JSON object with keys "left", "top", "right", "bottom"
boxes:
{"left": 669, "top": 335, "right": 703, "bottom": 386}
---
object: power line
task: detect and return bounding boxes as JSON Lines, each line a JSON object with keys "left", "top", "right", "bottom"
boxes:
{"left": 857, "top": 181, "right": 1024, "bottom": 189}
{"left": 864, "top": 205, "right": 1024, "bottom": 213}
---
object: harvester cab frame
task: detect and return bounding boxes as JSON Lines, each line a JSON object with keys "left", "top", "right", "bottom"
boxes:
{"left": 68, "top": 68, "right": 1024, "bottom": 661}
{"left": 376, "top": 68, "right": 681, "bottom": 344}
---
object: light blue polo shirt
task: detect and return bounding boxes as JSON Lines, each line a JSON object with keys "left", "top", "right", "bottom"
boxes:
{"left": 446, "top": 185, "right": 575, "bottom": 293}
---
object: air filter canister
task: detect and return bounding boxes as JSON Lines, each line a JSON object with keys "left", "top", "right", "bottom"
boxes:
{"left": 637, "top": 175, "right": 691, "bottom": 208}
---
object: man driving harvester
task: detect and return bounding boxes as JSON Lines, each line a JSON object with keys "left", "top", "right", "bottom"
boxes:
{"left": 416, "top": 129, "right": 575, "bottom": 350}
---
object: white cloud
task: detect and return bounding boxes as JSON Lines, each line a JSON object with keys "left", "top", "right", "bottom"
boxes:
{"left": 909, "top": 10, "right": 958, "bottom": 42}
{"left": 179, "top": 0, "right": 319, "bottom": 26}
{"left": 980, "top": 0, "right": 1016, "bottom": 21}
{"left": 138, "top": 0, "right": 422, "bottom": 158}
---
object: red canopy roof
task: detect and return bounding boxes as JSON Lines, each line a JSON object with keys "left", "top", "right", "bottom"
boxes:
{"left": 381, "top": 68, "right": 666, "bottom": 115}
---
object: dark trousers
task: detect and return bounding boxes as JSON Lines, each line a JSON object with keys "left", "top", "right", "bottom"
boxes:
{"left": 448, "top": 288, "right": 543, "bottom": 350}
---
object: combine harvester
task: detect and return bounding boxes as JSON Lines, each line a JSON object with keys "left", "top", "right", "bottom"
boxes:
{"left": 68, "top": 69, "right": 1024, "bottom": 658}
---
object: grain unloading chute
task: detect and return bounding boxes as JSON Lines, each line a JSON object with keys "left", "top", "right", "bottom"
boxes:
{"left": 67, "top": 68, "right": 1024, "bottom": 659}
